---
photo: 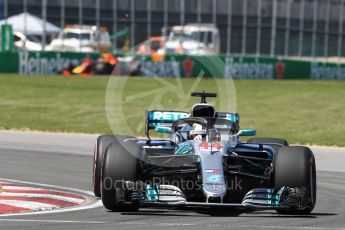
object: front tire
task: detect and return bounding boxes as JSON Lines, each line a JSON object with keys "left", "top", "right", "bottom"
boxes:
{"left": 274, "top": 146, "right": 316, "bottom": 214}
{"left": 93, "top": 135, "right": 118, "bottom": 197}
{"left": 101, "top": 137, "right": 140, "bottom": 212}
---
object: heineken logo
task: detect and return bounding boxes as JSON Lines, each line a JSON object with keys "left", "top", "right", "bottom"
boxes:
{"left": 19, "top": 52, "right": 80, "bottom": 75}
{"left": 225, "top": 57, "right": 274, "bottom": 79}
{"left": 311, "top": 62, "right": 345, "bottom": 80}
{"left": 140, "top": 61, "right": 180, "bottom": 77}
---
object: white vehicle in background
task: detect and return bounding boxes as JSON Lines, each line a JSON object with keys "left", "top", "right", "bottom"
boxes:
{"left": 48, "top": 25, "right": 111, "bottom": 52}
{"left": 160, "top": 23, "right": 220, "bottom": 55}
{"left": 13, "top": 31, "right": 43, "bottom": 51}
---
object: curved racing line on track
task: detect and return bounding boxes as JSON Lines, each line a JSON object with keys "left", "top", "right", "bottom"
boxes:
{"left": 0, "top": 178, "right": 102, "bottom": 217}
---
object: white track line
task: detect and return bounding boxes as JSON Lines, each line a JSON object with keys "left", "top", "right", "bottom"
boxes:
{"left": 0, "top": 219, "right": 343, "bottom": 230}
{"left": 0, "top": 219, "right": 196, "bottom": 226}
{"left": 0, "top": 218, "right": 107, "bottom": 224}
{"left": 0, "top": 200, "right": 57, "bottom": 210}
{"left": 0, "top": 186, "right": 42, "bottom": 191}
{"left": 0, "top": 178, "right": 102, "bottom": 217}
{"left": 0, "top": 219, "right": 342, "bottom": 230}
{"left": 0, "top": 178, "right": 94, "bottom": 196}
{"left": 0, "top": 193, "right": 84, "bottom": 204}
{"left": 0, "top": 200, "right": 103, "bottom": 217}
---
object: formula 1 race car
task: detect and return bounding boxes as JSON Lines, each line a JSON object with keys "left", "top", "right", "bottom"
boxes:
{"left": 93, "top": 92, "right": 316, "bottom": 214}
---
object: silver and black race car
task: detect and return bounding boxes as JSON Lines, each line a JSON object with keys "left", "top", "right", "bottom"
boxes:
{"left": 93, "top": 92, "right": 316, "bottom": 214}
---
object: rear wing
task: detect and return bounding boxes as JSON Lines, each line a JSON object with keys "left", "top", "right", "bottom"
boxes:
{"left": 145, "top": 110, "right": 240, "bottom": 139}
{"left": 216, "top": 112, "right": 240, "bottom": 134}
{"left": 145, "top": 111, "right": 190, "bottom": 139}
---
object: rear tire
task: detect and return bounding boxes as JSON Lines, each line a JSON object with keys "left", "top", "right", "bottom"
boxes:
{"left": 101, "top": 137, "right": 140, "bottom": 212}
{"left": 248, "top": 137, "right": 288, "bottom": 153}
{"left": 274, "top": 146, "right": 316, "bottom": 215}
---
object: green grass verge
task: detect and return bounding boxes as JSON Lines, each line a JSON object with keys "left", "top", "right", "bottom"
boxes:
{"left": 0, "top": 74, "right": 344, "bottom": 146}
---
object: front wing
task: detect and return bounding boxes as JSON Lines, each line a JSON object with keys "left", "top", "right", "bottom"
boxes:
{"left": 118, "top": 182, "right": 310, "bottom": 211}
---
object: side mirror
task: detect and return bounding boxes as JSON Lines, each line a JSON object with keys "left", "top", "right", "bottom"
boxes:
{"left": 238, "top": 129, "right": 256, "bottom": 136}
{"left": 155, "top": 126, "right": 172, "bottom": 134}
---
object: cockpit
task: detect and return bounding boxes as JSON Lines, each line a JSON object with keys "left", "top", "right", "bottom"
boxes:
{"left": 172, "top": 117, "right": 234, "bottom": 143}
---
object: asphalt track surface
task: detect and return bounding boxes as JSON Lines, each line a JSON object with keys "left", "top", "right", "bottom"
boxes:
{"left": 0, "top": 131, "right": 344, "bottom": 230}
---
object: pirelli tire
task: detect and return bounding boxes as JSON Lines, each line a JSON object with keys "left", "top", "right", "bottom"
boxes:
{"left": 93, "top": 135, "right": 134, "bottom": 197}
{"left": 274, "top": 146, "right": 317, "bottom": 215}
{"left": 93, "top": 135, "right": 118, "bottom": 197}
{"left": 100, "top": 137, "right": 140, "bottom": 212}
{"left": 247, "top": 137, "right": 289, "bottom": 153}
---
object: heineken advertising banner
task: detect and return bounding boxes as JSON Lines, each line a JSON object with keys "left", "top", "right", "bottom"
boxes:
{"left": 0, "top": 51, "right": 98, "bottom": 75}
{"left": 137, "top": 55, "right": 345, "bottom": 80}
{"left": 0, "top": 51, "right": 345, "bottom": 79}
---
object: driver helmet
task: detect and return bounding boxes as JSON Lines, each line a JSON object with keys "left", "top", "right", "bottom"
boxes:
{"left": 189, "top": 123, "right": 206, "bottom": 141}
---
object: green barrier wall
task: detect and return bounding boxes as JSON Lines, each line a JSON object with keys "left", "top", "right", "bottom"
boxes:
{"left": 138, "top": 54, "right": 345, "bottom": 80}
{"left": 1, "top": 51, "right": 345, "bottom": 79}
{"left": 0, "top": 52, "right": 18, "bottom": 73}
